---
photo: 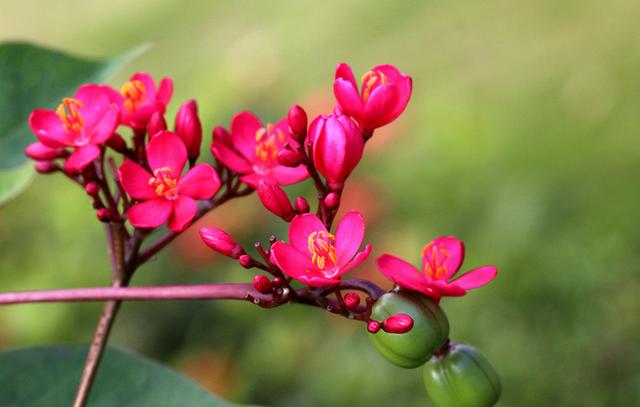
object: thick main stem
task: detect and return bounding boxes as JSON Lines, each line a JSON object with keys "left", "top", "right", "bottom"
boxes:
{"left": 73, "top": 223, "right": 126, "bottom": 407}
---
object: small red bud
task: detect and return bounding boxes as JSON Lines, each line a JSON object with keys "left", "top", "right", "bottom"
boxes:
{"left": 199, "top": 227, "right": 245, "bottom": 259}
{"left": 288, "top": 104, "right": 308, "bottom": 142}
{"left": 252, "top": 274, "right": 273, "bottom": 294}
{"left": 175, "top": 99, "right": 202, "bottom": 161}
{"left": 324, "top": 192, "right": 340, "bottom": 209}
{"left": 294, "top": 196, "right": 310, "bottom": 214}
{"left": 148, "top": 112, "right": 167, "bottom": 139}
{"left": 343, "top": 292, "right": 361, "bottom": 310}
{"left": 34, "top": 161, "right": 58, "bottom": 174}
{"left": 96, "top": 208, "right": 111, "bottom": 223}
{"left": 106, "top": 133, "right": 128, "bottom": 153}
{"left": 25, "top": 143, "right": 66, "bottom": 161}
{"left": 239, "top": 254, "right": 254, "bottom": 269}
{"left": 272, "top": 277, "right": 284, "bottom": 288}
{"left": 85, "top": 182, "right": 100, "bottom": 197}
{"left": 277, "top": 148, "right": 303, "bottom": 167}
{"left": 257, "top": 180, "right": 295, "bottom": 221}
{"left": 367, "top": 320, "right": 381, "bottom": 334}
{"left": 381, "top": 313, "right": 414, "bottom": 334}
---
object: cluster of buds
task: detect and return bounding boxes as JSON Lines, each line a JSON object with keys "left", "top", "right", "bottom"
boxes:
{"left": 25, "top": 63, "right": 500, "bottom": 406}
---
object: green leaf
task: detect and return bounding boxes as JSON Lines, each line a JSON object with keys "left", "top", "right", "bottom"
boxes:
{"left": 0, "top": 345, "right": 237, "bottom": 407}
{"left": 0, "top": 42, "right": 145, "bottom": 205}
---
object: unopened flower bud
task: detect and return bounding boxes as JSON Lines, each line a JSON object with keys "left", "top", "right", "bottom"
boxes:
{"left": 239, "top": 254, "right": 254, "bottom": 268}
{"left": 106, "top": 133, "right": 128, "bottom": 153}
{"left": 288, "top": 104, "right": 308, "bottom": 142}
{"left": 147, "top": 112, "right": 167, "bottom": 139}
{"left": 199, "top": 227, "right": 245, "bottom": 259}
{"left": 34, "top": 161, "right": 58, "bottom": 174}
{"left": 367, "top": 320, "right": 381, "bottom": 333}
{"left": 272, "top": 277, "right": 284, "bottom": 288}
{"left": 96, "top": 208, "right": 111, "bottom": 222}
{"left": 253, "top": 274, "right": 273, "bottom": 294}
{"left": 382, "top": 313, "right": 414, "bottom": 334}
{"left": 324, "top": 192, "right": 340, "bottom": 209}
{"left": 257, "top": 180, "right": 295, "bottom": 221}
{"left": 343, "top": 292, "right": 361, "bottom": 310}
{"left": 25, "top": 142, "right": 66, "bottom": 161}
{"left": 175, "top": 99, "right": 202, "bottom": 161}
{"left": 309, "top": 113, "right": 363, "bottom": 189}
{"left": 277, "top": 148, "right": 303, "bottom": 167}
{"left": 294, "top": 196, "right": 310, "bottom": 214}
{"left": 85, "top": 182, "right": 100, "bottom": 197}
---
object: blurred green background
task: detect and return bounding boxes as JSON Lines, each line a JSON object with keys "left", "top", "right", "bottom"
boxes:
{"left": 1, "top": 0, "right": 639, "bottom": 405}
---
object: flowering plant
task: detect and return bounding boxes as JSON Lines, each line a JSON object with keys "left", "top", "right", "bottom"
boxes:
{"left": 2, "top": 50, "right": 500, "bottom": 406}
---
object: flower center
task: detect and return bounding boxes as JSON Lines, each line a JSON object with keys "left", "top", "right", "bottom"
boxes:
{"left": 120, "top": 80, "right": 146, "bottom": 113}
{"left": 254, "top": 124, "right": 286, "bottom": 163}
{"left": 148, "top": 167, "right": 178, "bottom": 200}
{"left": 56, "top": 98, "right": 84, "bottom": 135}
{"left": 308, "top": 231, "right": 337, "bottom": 272}
{"left": 360, "top": 70, "right": 388, "bottom": 103}
{"left": 422, "top": 242, "right": 450, "bottom": 280}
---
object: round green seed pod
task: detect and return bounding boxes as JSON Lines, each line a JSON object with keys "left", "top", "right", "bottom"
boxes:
{"left": 423, "top": 342, "right": 501, "bottom": 407}
{"left": 368, "top": 291, "right": 449, "bottom": 368}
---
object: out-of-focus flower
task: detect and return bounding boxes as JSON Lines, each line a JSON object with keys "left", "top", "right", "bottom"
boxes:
{"left": 211, "top": 112, "right": 308, "bottom": 188}
{"left": 109, "top": 72, "right": 173, "bottom": 131}
{"left": 270, "top": 211, "right": 371, "bottom": 287}
{"left": 119, "top": 131, "right": 220, "bottom": 232}
{"left": 28, "top": 85, "right": 119, "bottom": 172}
{"left": 376, "top": 237, "right": 497, "bottom": 300}
{"left": 333, "top": 63, "right": 412, "bottom": 131}
{"left": 308, "top": 112, "right": 363, "bottom": 189}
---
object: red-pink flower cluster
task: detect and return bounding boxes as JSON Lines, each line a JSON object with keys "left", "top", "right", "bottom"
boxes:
{"left": 26, "top": 62, "right": 497, "bottom": 319}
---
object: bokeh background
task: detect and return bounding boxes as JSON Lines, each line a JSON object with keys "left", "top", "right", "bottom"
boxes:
{"left": 1, "top": 0, "right": 639, "bottom": 405}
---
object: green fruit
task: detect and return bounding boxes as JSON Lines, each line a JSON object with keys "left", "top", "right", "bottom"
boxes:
{"left": 368, "top": 291, "right": 449, "bottom": 368}
{"left": 423, "top": 342, "right": 501, "bottom": 407}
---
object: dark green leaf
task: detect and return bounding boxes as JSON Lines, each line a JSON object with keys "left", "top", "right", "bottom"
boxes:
{"left": 0, "top": 345, "right": 237, "bottom": 407}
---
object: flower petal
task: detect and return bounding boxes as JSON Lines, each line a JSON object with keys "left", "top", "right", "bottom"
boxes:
{"left": 429, "top": 280, "right": 467, "bottom": 297}
{"left": 131, "top": 72, "right": 158, "bottom": 100}
{"left": 75, "top": 84, "right": 115, "bottom": 129}
{"left": 271, "top": 242, "right": 338, "bottom": 287}
{"left": 118, "top": 160, "right": 156, "bottom": 200}
{"left": 230, "top": 111, "right": 262, "bottom": 161}
{"left": 268, "top": 165, "right": 309, "bottom": 185}
{"left": 24, "top": 142, "right": 65, "bottom": 160}
{"left": 29, "top": 109, "right": 69, "bottom": 147}
{"left": 288, "top": 213, "right": 327, "bottom": 255}
{"left": 376, "top": 254, "right": 428, "bottom": 293}
{"left": 211, "top": 143, "right": 253, "bottom": 174}
{"left": 168, "top": 196, "right": 197, "bottom": 232}
{"left": 178, "top": 163, "right": 221, "bottom": 200}
{"left": 450, "top": 266, "right": 498, "bottom": 290}
{"left": 363, "top": 83, "right": 400, "bottom": 129}
{"left": 64, "top": 144, "right": 100, "bottom": 173}
{"left": 127, "top": 199, "right": 173, "bottom": 229}
{"left": 422, "top": 236, "right": 465, "bottom": 281}
{"left": 88, "top": 104, "right": 119, "bottom": 144}
{"left": 335, "top": 211, "right": 366, "bottom": 264}
{"left": 156, "top": 77, "right": 174, "bottom": 107}
{"left": 333, "top": 77, "right": 363, "bottom": 118}
{"left": 146, "top": 131, "right": 187, "bottom": 177}
{"left": 339, "top": 243, "right": 371, "bottom": 276}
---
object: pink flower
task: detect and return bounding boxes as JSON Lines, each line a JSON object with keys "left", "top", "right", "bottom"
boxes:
{"left": 28, "top": 85, "right": 119, "bottom": 172}
{"left": 333, "top": 63, "right": 412, "bottom": 131}
{"left": 270, "top": 211, "right": 371, "bottom": 287}
{"left": 210, "top": 112, "right": 308, "bottom": 188}
{"left": 109, "top": 72, "right": 173, "bottom": 131}
{"left": 376, "top": 237, "right": 498, "bottom": 300}
{"left": 118, "top": 131, "right": 221, "bottom": 232}
{"left": 308, "top": 112, "right": 363, "bottom": 189}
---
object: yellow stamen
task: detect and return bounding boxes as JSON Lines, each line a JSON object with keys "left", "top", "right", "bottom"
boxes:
{"left": 422, "top": 242, "right": 450, "bottom": 280}
{"left": 360, "top": 70, "right": 388, "bottom": 103}
{"left": 308, "top": 231, "right": 337, "bottom": 270}
{"left": 121, "top": 79, "right": 146, "bottom": 112}
{"left": 148, "top": 166, "right": 178, "bottom": 200}
{"left": 55, "top": 98, "right": 84, "bottom": 134}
